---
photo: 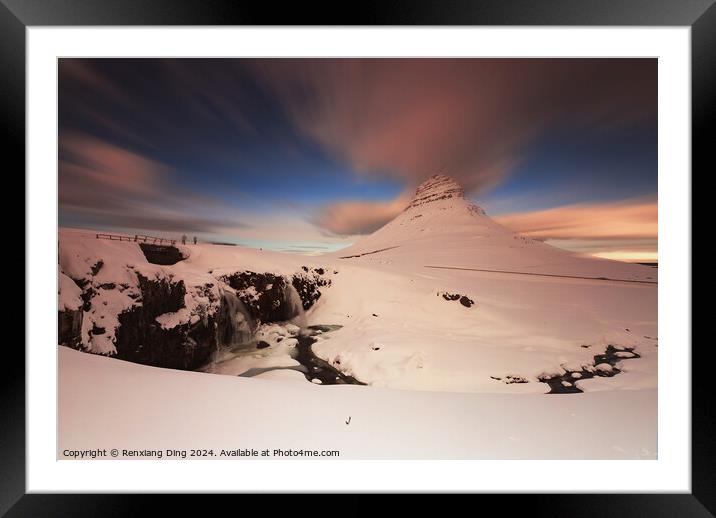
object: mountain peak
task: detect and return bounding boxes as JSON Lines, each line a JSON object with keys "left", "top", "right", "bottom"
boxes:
{"left": 405, "top": 174, "right": 465, "bottom": 211}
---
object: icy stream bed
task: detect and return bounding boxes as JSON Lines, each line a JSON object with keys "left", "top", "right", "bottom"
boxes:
{"left": 296, "top": 326, "right": 365, "bottom": 385}
{"left": 201, "top": 324, "right": 365, "bottom": 386}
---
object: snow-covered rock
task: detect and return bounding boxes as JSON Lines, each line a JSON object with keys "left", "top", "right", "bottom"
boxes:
{"left": 58, "top": 268, "right": 84, "bottom": 347}
{"left": 57, "top": 230, "right": 336, "bottom": 370}
{"left": 58, "top": 231, "right": 221, "bottom": 368}
{"left": 403, "top": 174, "right": 466, "bottom": 210}
{"left": 217, "top": 268, "right": 331, "bottom": 324}
{"left": 595, "top": 363, "right": 614, "bottom": 373}
{"left": 59, "top": 268, "right": 83, "bottom": 312}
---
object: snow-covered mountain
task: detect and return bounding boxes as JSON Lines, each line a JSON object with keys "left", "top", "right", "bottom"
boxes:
{"left": 303, "top": 174, "right": 657, "bottom": 393}
{"left": 335, "top": 174, "right": 656, "bottom": 283}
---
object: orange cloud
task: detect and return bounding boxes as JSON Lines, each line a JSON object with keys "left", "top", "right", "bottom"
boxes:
{"left": 495, "top": 200, "right": 657, "bottom": 240}
{"left": 60, "top": 132, "right": 168, "bottom": 198}
{"left": 315, "top": 194, "right": 412, "bottom": 236}
{"left": 495, "top": 200, "right": 658, "bottom": 262}
{"left": 58, "top": 132, "right": 249, "bottom": 234}
{"left": 592, "top": 250, "right": 658, "bottom": 262}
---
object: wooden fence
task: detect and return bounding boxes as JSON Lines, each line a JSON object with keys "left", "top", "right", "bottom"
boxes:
{"left": 95, "top": 233, "right": 177, "bottom": 245}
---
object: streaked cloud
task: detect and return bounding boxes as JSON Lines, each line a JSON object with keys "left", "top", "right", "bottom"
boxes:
{"left": 59, "top": 132, "right": 247, "bottom": 234}
{"left": 255, "top": 59, "right": 656, "bottom": 192}
{"left": 495, "top": 199, "right": 658, "bottom": 262}
{"left": 314, "top": 194, "right": 411, "bottom": 236}
{"left": 494, "top": 200, "right": 657, "bottom": 240}
{"left": 591, "top": 250, "right": 658, "bottom": 262}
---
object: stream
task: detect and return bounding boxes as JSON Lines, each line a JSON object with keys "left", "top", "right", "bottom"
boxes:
{"left": 295, "top": 325, "right": 365, "bottom": 385}
{"left": 538, "top": 345, "right": 641, "bottom": 394}
{"left": 210, "top": 284, "right": 365, "bottom": 385}
{"left": 206, "top": 312, "right": 365, "bottom": 386}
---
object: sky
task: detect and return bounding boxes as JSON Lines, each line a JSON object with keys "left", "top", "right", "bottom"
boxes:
{"left": 58, "top": 58, "right": 657, "bottom": 261}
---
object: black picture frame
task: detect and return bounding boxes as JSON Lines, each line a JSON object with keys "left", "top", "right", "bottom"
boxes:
{"left": 4, "top": 0, "right": 708, "bottom": 513}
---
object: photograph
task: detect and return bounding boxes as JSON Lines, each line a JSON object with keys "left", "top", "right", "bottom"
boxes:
{"left": 56, "top": 57, "right": 658, "bottom": 460}
{"left": 2, "top": 0, "right": 707, "bottom": 508}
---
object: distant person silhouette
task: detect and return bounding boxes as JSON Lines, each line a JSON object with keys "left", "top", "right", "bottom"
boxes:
{"left": 181, "top": 234, "right": 187, "bottom": 245}
{"left": 193, "top": 236, "right": 197, "bottom": 245}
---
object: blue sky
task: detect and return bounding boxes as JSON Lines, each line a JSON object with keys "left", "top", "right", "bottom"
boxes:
{"left": 480, "top": 122, "right": 657, "bottom": 215}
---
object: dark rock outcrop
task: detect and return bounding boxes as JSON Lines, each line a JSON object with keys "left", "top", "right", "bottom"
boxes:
{"left": 292, "top": 267, "right": 332, "bottom": 310}
{"left": 220, "top": 268, "right": 331, "bottom": 323}
{"left": 61, "top": 259, "right": 332, "bottom": 371}
{"left": 135, "top": 273, "right": 186, "bottom": 316}
{"left": 58, "top": 309, "right": 82, "bottom": 348}
{"left": 404, "top": 174, "right": 465, "bottom": 211}
{"left": 439, "top": 292, "right": 475, "bottom": 308}
{"left": 138, "top": 243, "right": 186, "bottom": 265}
{"left": 112, "top": 274, "right": 217, "bottom": 370}
{"left": 221, "top": 271, "right": 295, "bottom": 323}
{"left": 490, "top": 374, "right": 528, "bottom": 384}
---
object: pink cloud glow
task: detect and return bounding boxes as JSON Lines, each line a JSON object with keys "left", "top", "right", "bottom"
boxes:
{"left": 315, "top": 194, "right": 411, "bottom": 236}
{"left": 495, "top": 199, "right": 658, "bottom": 262}
{"left": 494, "top": 200, "right": 657, "bottom": 241}
{"left": 255, "top": 59, "right": 656, "bottom": 192}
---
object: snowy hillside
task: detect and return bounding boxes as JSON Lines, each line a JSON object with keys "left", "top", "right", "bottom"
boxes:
{"left": 310, "top": 174, "right": 657, "bottom": 393}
